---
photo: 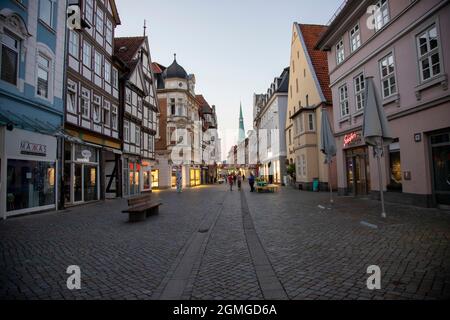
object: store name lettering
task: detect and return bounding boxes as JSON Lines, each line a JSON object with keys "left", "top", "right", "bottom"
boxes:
{"left": 344, "top": 132, "right": 361, "bottom": 147}
{"left": 20, "top": 141, "right": 47, "bottom": 156}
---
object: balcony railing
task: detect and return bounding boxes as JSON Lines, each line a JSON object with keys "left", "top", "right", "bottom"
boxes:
{"left": 326, "top": 0, "right": 349, "bottom": 26}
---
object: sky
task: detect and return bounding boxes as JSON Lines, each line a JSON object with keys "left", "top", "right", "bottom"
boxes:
{"left": 115, "top": 0, "right": 341, "bottom": 160}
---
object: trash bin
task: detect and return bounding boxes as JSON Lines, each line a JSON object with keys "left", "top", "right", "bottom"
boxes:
{"left": 313, "top": 178, "right": 319, "bottom": 192}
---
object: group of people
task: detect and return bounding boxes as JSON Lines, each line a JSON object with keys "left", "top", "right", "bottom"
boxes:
{"left": 226, "top": 172, "right": 256, "bottom": 192}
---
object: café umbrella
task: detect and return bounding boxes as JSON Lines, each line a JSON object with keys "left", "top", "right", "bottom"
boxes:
{"left": 362, "top": 77, "right": 394, "bottom": 218}
{"left": 320, "top": 108, "right": 337, "bottom": 204}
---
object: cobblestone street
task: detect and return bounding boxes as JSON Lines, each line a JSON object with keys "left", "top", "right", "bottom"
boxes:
{"left": 1, "top": 185, "right": 449, "bottom": 300}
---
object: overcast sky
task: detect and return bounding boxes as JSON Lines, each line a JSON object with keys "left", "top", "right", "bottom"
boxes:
{"left": 115, "top": 0, "right": 341, "bottom": 160}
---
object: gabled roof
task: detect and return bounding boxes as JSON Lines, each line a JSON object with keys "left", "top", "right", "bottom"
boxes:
{"left": 196, "top": 95, "right": 212, "bottom": 114}
{"left": 277, "top": 67, "right": 290, "bottom": 93}
{"left": 109, "top": 0, "right": 121, "bottom": 25}
{"left": 151, "top": 62, "right": 165, "bottom": 74}
{"left": 114, "top": 36, "right": 146, "bottom": 63}
{"left": 297, "top": 23, "right": 332, "bottom": 103}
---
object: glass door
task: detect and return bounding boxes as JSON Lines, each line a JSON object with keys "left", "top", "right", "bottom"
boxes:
{"left": 74, "top": 163, "right": 83, "bottom": 203}
{"left": 356, "top": 154, "right": 369, "bottom": 196}
{"left": 84, "top": 165, "right": 98, "bottom": 202}
{"left": 431, "top": 132, "right": 450, "bottom": 206}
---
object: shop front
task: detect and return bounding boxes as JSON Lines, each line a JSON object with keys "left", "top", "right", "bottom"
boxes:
{"left": 141, "top": 160, "right": 153, "bottom": 193}
{"left": 1, "top": 128, "right": 58, "bottom": 218}
{"left": 64, "top": 142, "right": 100, "bottom": 205}
{"left": 151, "top": 169, "right": 159, "bottom": 189}
{"left": 123, "top": 156, "right": 141, "bottom": 197}
{"left": 430, "top": 130, "right": 450, "bottom": 207}
{"left": 342, "top": 131, "right": 371, "bottom": 197}
{"left": 190, "top": 168, "right": 201, "bottom": 187}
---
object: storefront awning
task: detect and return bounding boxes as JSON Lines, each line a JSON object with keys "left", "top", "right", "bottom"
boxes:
{"left": 0, "top": 109, "right": 61, "bottom": 137}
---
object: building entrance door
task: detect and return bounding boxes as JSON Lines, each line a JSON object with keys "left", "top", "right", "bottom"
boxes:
{"left": 346, "top": 147, "right": 370, "bottom": 196}
{"left": 431, "top": 132, "right": 450, "bottom": 206}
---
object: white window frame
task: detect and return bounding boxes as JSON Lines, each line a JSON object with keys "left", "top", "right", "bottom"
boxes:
{"left": 36, "top": 53, "right": 51, "bottom": 99}
{"left": 93, "top": 95, "right": 101, "bottom": 123}
{"left": 124, "top": 120, "right": 130, "bottom": 142}
{"left": 417, "top": 24, "right": 442, "bottom": 83}
{"left": 111, "top": 105, "right": 118, "bottom": 130}
{"left": 94, "top": 51, "right": 102, "bottom": 76}
{"left": 336, "top": 38, "right": 345, "bottom": 64}
{"left": 96, "top": 8, "right": 104, "bottom": 35}
{"left": 379, "top": 53, "right": 397, "bottom": 98}
{"left": 68, "top": 30, "right": 79, "bottom": 58}
{"left": 104, "top": 60, "right": 111, "bottom": 83}
{"left": 374, "top": 0, "right": 390, "bottom": 32}
{"left": 67, "top": 80, "right": 77, "bottom": 114}
{"left": 339, "top": 84, "right": 349, "bottom": 117}
{"left": 301, "top": 154, "right": 307, "bottom": 177}
{"left": 354, "top": 73, "right": 365, "bottom": 111}
{"left": 106, "top": 19, "right": 113, "bottom": 44}
{"left": 126, "top": 88, "right": 132, "bottom": 104}
{"left": 112, "top": 67, "right": 119, "bottom": 88}
{"left": 307, "top": 113, "right": 315, "bottom": 132}
{"left": 350, "top": 23, "right": 361, "bottom": 53}
{"left": 81, "top": 88, "right": 90, "bottom": 119}
{"left": 38, "top": 0, "right": 55, "bottom": 29}
{"left": 0, "top": 31, "right": 20, "bottom": 86}
{"left": 103, "top": 100, "right": 111, "bottom": 127}
{"left": 136, "top": 126, "right": 141, "bottom": 147}
{"left": 85, "top": 0, "right": 94, "bottom": 23}
{"left": 83, "top": 41, "right": 92, "bottom": 68}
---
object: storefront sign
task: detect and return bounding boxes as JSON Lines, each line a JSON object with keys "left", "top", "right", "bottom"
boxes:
{"left": 81, "top": 150, "right": 92, "bottom": 159}
{"left": 344, "top": 132, "right": 362, "bottom": 148}
{"left": 20, "top": 141, "right": 47, "bottom": 157}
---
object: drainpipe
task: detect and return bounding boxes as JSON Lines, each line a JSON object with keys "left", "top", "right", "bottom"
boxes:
{"left": 58, "top": 1, "right": 70, "bottom": 211}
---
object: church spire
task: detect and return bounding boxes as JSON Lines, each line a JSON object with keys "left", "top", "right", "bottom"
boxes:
{"left": 239, "top": 102, "right": 245, "bottom": 143}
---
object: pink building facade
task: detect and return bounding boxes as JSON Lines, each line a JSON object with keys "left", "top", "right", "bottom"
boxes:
{"left": 317, "top": 0, "right": 450, "bottom": 208}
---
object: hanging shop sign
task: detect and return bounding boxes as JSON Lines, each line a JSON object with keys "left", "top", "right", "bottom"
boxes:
{"left": 343, "top": 131, "right": 362, "bottom": 148}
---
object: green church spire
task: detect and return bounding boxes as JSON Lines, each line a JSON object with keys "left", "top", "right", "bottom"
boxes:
{"left": 239, "top": 102, "right": 245, "bottom": 143}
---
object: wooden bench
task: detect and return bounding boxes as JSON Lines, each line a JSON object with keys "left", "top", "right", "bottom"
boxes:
{"left": 122, "top": 194, "right": 162, "bottom": 222}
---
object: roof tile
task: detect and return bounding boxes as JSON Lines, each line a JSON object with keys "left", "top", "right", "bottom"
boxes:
{"left": 298, "top": 24, "right": 332, "bottom": 103}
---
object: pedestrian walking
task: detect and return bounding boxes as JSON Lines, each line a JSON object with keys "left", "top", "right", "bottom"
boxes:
{"left": 243, "top": 174, "right": 245, "bottom": 181}
{"left": 233, "top": 174, "right": 237, "bottom": 186}
{"left": 237, "top": 174, "right": 242, "bottom": 191}
{"left": 228, "top": 175, "right": 234, "bottom": 191}
{"left": 249, "top": 173, "right": 255, "bottom": 192}
{"left": 176, "top": 169, "right": 182, "bottom": 193}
